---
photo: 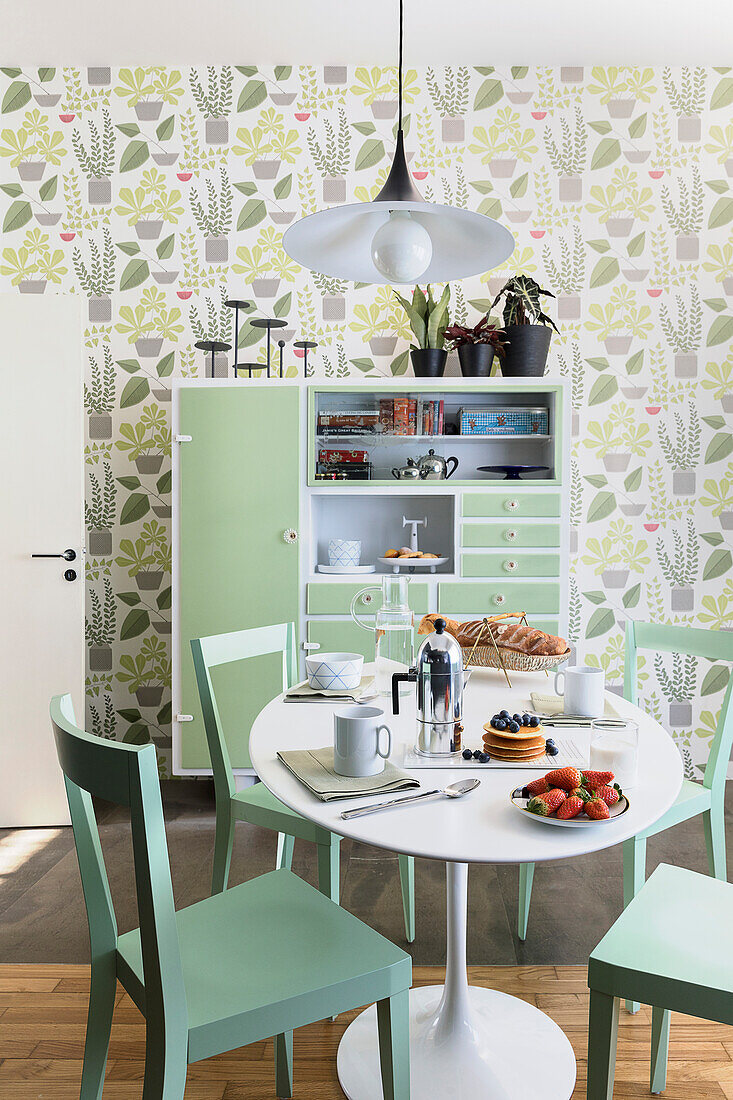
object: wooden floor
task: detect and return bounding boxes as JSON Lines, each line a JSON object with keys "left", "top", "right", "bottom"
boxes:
{"left": 0, "top": 965, "right": 731, "bottom": 1098}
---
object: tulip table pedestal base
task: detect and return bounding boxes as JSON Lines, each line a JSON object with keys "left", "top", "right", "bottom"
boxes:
{"left": 337, "top": 863, "right": 576, "bottom": 1100}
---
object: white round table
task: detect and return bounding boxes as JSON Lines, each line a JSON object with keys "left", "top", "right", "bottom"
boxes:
{"left": 250, "top": 666, "right": 683, "bottom": 1100}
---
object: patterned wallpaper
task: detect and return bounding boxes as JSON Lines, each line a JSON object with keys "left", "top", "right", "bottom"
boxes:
{"left": 1, "top": 64, "right": 732, "bottom": 778}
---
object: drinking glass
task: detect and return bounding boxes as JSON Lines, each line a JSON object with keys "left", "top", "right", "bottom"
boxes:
{"left": 590, "top": 720, "right": 638, "bottom": 790}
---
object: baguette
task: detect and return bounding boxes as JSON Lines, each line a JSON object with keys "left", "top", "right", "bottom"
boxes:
{"left": 417, "top": 612, "right": 567, "bottom": 656}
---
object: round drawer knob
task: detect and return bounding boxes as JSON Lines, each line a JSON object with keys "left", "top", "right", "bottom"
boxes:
{"left": 361, "top": 592, "right": 373, "bottom": 604}
{"left": 503, "top": 560, "right": 518, "bottom": 573}
{"left": 493, "top": 593, "right": 506, "bottom": 605}
{"left": 505, "top": 529, "right": 518, "bottom": 542}
{"left": 282, "top": 528, "right": 298, "bottom": 544}
{"left": 504, "top": 499, "right": 519, "bottom": 512}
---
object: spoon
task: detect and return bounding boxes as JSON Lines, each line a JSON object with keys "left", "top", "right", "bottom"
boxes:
{"left": 340, "top": 778, "right": 480, "bottom": 820}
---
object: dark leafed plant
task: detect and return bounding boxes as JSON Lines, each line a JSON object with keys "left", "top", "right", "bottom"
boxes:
{"left": 444, "top": 314, "right": 507, "bottom": 357}
{"left": 491, "top": 275, "right": 559, "bottom": 331}
{"left": 394, "top": 284, "right": 451, "bottom": 350}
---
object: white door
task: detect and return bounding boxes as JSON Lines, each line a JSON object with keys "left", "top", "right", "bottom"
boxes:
{"left": 0, "top": 295, "right": 84, "bottom": 826}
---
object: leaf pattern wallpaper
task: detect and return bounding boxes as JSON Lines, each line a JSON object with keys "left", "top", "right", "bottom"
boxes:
{"left": 1, "top": 64, "right": 732, "bottom": 777}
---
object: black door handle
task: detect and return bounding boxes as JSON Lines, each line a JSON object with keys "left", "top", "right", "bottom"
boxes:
{"left": 32, "top": 549, "right": 76, "bottom": 561}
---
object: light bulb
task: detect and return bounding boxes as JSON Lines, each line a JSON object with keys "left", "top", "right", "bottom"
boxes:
{"left": 371, "top": 211, "right": 432, "bottom": 283}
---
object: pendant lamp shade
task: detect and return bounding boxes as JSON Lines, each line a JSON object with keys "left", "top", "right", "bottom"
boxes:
{"left": 281, "top": 1, "right": 515, "bottom": 285}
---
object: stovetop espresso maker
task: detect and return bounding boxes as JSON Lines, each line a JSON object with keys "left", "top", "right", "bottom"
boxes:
{"left": 391, "top": 617, "right": 464, "bottom": 757}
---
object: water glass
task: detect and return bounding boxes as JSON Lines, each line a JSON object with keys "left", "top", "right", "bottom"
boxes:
{"left": 590, "top": 720, "right": 639, "bottom": 790}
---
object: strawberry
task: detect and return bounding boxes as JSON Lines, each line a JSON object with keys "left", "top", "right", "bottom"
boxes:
{"left": 585, "top": 796, "right": 610, "bottom": 820}
{"left": 545, "top": 767, "right": 583, "bottom": 791}
{"left": 525, "top": 776, "right": 550, "bottom": 796}
{"left": 582, "top": 770, "right": 614, "bottom": 790}
{"left": 527, "top": 796, "right": 551, "bottom": 816}
{"left": 557, "top": 795, "right": 585, "bottom": 820}
{"left": 528, "top": 788, "right": 567, "bottom": 815}
{"left": 569, "top": 786, "right": 591, "bottom": 802}
{"left": 596, "top": 784, "right": 620, "bottom": 807}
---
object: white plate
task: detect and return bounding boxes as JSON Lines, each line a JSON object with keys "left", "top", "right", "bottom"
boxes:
{"left": 378, "top": 556, "right": 449, "bottom": 570}
{"left": 317, "top": 563, "right": 376, "bottom": 574}
{"left": 510, "top": 786, "right": 630, "bottom": 826}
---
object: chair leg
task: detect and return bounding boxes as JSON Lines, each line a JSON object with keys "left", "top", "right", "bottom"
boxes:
{"left": 276, "top": 832, "right": 295, "bottom": 871}
{"left": 398, "top": 854, "right": 415, "bottom": 943}
{"left": 587, "top": 989, "right": 619, "bottom": 1100}
{"left": 650, "top": 1006, "right": 670, "bottom": 1094}
{"left": 141, "top": 1019, "right": 187, "bottom": 1100}
{"left": 376, "top": 989, "right": 411, "bottom": 1100}
{"left": 317, "top": 834, "right": 342, "bottom": 905}
{"left": 703, "top": 805, "right": 727, "bottom": 881}
{"left": 274, "top": 1030, "right": 294, "bottom": 1099}
{"left": 622, "top": 835, "right": 647, "bottom": 1014}
{"left": 79, "top": 956, "right": 116, "bottom": 1100}
{"left": 518, "top": 863, "right": 535, "bottom": 941}
{"left": 211, "top": 807, "right": 235, "bottom": 895}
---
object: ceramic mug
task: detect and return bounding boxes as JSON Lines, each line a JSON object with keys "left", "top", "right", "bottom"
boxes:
{"left": 554, "top": 665, "right": 605, "bottom": 718}
{"left": 333, "top": 705, "right": 392, "bottom": 777}
{"left": 328, "top": 538, "right": 361, "bottom": 567}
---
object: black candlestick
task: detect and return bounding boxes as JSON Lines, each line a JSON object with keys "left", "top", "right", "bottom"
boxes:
{"left": 250, "top": 317, "right": 287, "bottom": 378}
{"left": 224, "top": 299, "right": 251, "bottom": 373}
{"left": 194, "top": 339, "right": 232, "bottom": 378}
{"left": 234, "top": 361, "right": 265, "bottom": 378}
{"left": 294, "top": 339, "right": 318, "bottom": 378}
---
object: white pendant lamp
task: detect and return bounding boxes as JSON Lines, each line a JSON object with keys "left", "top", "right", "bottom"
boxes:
{"left": 282, "top": 0, "right": 515, "bottom": 285}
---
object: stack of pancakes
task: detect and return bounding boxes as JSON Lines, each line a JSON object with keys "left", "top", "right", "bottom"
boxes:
{"left": 482, "top": 720, "right": 546, "bottom": 761}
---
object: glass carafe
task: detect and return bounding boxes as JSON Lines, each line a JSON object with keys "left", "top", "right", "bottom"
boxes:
{"left": 350, "top": 576, "right": 414, "bottom": 697}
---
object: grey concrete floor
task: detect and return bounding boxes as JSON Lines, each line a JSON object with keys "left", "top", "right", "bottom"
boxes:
{"left": 1, "top": 781, "right": 731, "bottom": 966}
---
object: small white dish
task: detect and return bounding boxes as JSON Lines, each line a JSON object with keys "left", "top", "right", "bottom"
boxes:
{"left": 317, "top": 563, "right": 376, "bottom": 574}
{"left": 510, "top": 786, "right": 629, "bottom": 827}
{"left": 306, "top": 652, "right": 364, "bottom": 691}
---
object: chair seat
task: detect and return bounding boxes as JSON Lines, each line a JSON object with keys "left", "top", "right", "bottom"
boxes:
{"left": 117, "top": 868, "right": 411, "bottom": 1062}
{"left": 589, "top": 864, "right": 733, "bottom": 1024}
{"left": 638, "top": 778, "right": 711, "bottom": 838}
{"left": 231, "top": 781, "right": 333, "bottom": 844}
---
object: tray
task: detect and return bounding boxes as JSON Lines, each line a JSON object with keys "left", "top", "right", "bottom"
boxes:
{"left": 400, "top": 734, "right": 588, "bottom": 770}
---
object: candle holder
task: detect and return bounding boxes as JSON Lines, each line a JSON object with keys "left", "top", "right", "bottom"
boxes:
{"left": 194, "top": 339, "right": 232, "bottom": 378}
{"left": 294, "top": 339, "right": 318, "bottom": 378}
{"left": 234, "top": 362, "right": 266, "bottom": 379}
{"left": 250, "top": 317, "right": 287, "bottom": 378}
{"left": 224, "top": 299, "right": 252, "bottom": 375}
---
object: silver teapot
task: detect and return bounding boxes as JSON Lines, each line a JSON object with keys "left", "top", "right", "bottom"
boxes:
{"left": 391, "top": 458, "right": 422, "bottom": 480}
{"left": 416, "top": 448, "right": 459, "bottom": 480}
{"left": 392, "top": 617, "right": 464, "bottom": 756}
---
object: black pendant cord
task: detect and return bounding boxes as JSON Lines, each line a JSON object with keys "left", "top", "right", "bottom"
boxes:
{"left": 397, "top": 0, "right": 403, "bottom": 133}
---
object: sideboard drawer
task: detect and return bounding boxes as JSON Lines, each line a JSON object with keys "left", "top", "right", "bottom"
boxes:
{"left": 462, "top": 492, "right": 561, "bottom": 518}
{"left": 462, "top": 552, "right": 560, "bottom": 578}
{"left": 438, "top": 581, "right": 560, "bottom": 615}
{"left": 307, "top": 581, "right": 428, "bottom": 615}
{"left": 462, "top": 522, "right": 561, "bottom": 548}
{"left": 307, "top": 619, "right": 422, "bottom": 660}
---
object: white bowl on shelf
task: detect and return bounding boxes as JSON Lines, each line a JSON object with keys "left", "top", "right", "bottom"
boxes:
{"left": 305, "top": 652, "right": 364, "bottom": 691}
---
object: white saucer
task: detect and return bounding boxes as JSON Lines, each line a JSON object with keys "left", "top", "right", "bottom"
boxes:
{"left": 317, "top": 563, "right": 376, "bottom": 574}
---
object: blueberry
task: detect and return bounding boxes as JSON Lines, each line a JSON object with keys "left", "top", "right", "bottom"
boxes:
{"left": 545, "top": 739, "right": 555, "bottom": 747}
{"left": 529, "top": 716, "right": 540, "bottom": 727}
{"left": 522, "top": 713, "right": 531, "bottom": 725}
{"left": 462, "top": 748, "right": 473, "bottom": 760}
{"left": 479, "top": 752, "right": 490, "bottom": 763}
{"left": 547, "top": 745, "right": 559, "bottom": 756}
{"left": 473, "top": 750, "right": 482, "bottom": 759}
{"left": 500, "top": 709, "right": 510, "bottom": 718}
{"left": 508, "top": 720, "right": 520, "bottom": 733}
{"left": 494, "top": 718, "right": 507, "bottom": 731}
{"left": 513, "top": 713, "right": 522, "bottom": 721}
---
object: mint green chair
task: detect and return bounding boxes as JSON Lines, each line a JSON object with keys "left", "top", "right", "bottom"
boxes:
{"left": 516, "top": 622, "right": 733, "bottom": 948}
{"left": 51, "top": 693, "right": 411, "bottom": 1099}
{"left": 191, "top": 624, "right": 416, "bottom": 942}
{"left": 587, "top": 863, "right": 733, "bottom": 1098}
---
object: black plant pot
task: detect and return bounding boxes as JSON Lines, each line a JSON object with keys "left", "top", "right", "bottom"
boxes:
{"left": 458, "top": 343, "right": 495, "bottom": 377}
{"left": 411, "top": 348, "right": 447, "bottom": 377}
{"left": 501, "top": 324, "right": 552, "bottom": 377}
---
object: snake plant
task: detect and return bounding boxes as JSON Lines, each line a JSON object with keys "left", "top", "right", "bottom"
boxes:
{"left": 491, "top": 275, "right": 559, "bottom": 331}
{"left": 394, "top": 284, "right": 451, "bottom": 350}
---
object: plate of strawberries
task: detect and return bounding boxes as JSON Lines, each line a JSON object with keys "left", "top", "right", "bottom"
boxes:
{"left": 510, "top": 767, "right": 628, "bottom": 826}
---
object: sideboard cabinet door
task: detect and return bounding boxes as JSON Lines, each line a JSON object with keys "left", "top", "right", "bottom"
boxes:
{"left": 177, "top": 387, "right": 300, "bottom": 770}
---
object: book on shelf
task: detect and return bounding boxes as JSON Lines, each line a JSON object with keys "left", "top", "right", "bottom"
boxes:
{"left": 376, "top": 397, "right": 444, "bottom": 437}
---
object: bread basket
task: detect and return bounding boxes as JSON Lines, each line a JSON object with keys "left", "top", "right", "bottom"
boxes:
{"left": 461, "top": 613, "right": 571, "bottom": 679}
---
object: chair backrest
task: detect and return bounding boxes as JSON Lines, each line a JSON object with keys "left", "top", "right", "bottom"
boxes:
{"left": 191, "top": 623, "right": 297, "bottom": 804}
{"left": 50, "top": 695, "right": 187, "bottom": 1030}
{"left": 624, "top": 622, "right": 733, "bottom": 794}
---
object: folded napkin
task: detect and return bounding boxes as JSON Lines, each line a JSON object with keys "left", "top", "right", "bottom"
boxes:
{"left": 284, "top": 676, "right": 376, "bottom": 704}
{"left": 277, "top": 747, "right": 420, "bottom": 802}
{"left": 530, "top": 692, "right": 620, "bottom": 720}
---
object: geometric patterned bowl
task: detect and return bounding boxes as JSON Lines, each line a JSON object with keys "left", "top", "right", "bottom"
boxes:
{"left": 305, "top": 652, "right": 364, "bottom": 691}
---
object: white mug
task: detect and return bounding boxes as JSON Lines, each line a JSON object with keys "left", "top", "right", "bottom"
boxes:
{"left": 554, "top": 665, "right": 605, "bottom": 718}
{"left": 333, "top": 705, "right": 391, "bottom": 777}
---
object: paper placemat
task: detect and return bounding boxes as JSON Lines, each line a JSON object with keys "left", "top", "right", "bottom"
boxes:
{"left": 530, "top": 692, "right": 620, "bottom": 720}
{"left": 400, "top": 734, "right": 589, "bottom": 770}
{"left": 277, "top": 746, "right": 420, "bottom": 801}
{"left": 284, "top": 676, "right": 377, "bottom": 704}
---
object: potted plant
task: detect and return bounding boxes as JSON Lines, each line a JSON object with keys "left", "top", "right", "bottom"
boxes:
{"left": 656, "top": 519, "right": 698, "bottom": 611}
{"left": 189, "top": 166, "right": 233, "bottom": 262}
{"left": 86, "top": 578, "right": 116, "bottom": 671}
{"left": 85, "top": 462, "right": 116, "bottom": 557}
{"left": 84, "top": 347, "right": 115, "bottom": 438}
{"left": 71, "top": 108, "right": 115, "bottom": 204}
{"left": 116, "top": 635, "right": 170, "bottom": 707}
{"left": 394, "top": 285, "right": 451, "bottom": 377}
{"left": 491, "top": 275, "right": 559, "bottom": 377}
{"left": 73, "top": 228, "right": 115, "bottom": 322}
{"left": 443, "top": 313, "right": 507, "bottom": 376}
{"left": 190, "top": 66, "right": 233, "bottom": 144}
